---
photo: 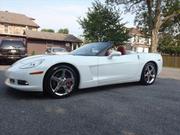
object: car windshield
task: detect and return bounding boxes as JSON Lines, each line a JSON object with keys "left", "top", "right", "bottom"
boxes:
{"left": 1, "top": 40, "right": 25, "bottom": 49}
{"left": 71, "top": 42, "right": 111, "bottom": 56}
{"left": 53, "top": 48, "right": 66, "bottom": 52}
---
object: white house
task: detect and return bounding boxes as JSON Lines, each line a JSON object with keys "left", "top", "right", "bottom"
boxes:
{"left": 127, "top": 27, "right": 151, "bottom": 53}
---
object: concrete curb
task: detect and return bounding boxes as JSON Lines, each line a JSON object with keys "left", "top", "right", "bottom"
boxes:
{"left": 159, "top": 67, "right": 180, "bottom": 80}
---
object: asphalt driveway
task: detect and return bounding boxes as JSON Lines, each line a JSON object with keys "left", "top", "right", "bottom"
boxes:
{"left": 0, "top": 69, "right": 180, "bottom": 135}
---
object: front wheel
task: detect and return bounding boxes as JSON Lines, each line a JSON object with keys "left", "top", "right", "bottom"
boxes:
{"left": 140, "top": 62, "right": 157, "bottom": 85}
{"left": 43, "top": 65, "right": 78, "bottom": 98}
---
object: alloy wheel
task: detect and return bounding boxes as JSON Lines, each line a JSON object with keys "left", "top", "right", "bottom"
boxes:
{"left": 50, "top": 68, "right": 75, "bottom": 96}
{"left": 144, "top": 64, "right": 156, "bottom": 84}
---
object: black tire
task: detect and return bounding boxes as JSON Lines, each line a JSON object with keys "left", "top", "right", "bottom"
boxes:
{"left": 43, "top": 65, "right": 78, "bottom": 98}
{"left": 140, "top": 62, "right": 157, "bottom": 85}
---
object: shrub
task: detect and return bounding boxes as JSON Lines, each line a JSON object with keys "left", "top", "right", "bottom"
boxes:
{"left": 31, "top": 51, "right": 36, "bottom": 55}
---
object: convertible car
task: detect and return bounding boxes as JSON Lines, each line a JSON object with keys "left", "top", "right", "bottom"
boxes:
{"left": 5, "top": 42, "right": 163, "bottom": 98}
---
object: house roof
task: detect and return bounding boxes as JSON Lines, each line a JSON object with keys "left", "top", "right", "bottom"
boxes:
{"left": 128, "top": 27, "right": 144, "bottom": 36}
{"left": 0, "top": 11, "right": 39, "bottom": 28}
{"left": 25, "top": 30, "right": 82, "bottom": 43}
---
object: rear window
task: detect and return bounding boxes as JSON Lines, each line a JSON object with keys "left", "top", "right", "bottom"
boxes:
{"left": 1, "top": 40, "right": 25, "bottom": 49}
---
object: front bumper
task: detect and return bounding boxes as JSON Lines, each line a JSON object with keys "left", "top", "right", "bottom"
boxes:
{"left": 5, "top": 66, "right": 44, "bottom": 92}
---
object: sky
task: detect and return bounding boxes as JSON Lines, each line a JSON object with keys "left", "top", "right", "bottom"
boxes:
{"left": 0, "top": 0, "right": 135, "bottom": 37}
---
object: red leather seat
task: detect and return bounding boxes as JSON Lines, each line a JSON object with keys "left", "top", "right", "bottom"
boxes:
{"left": 117, "top": 46, "right": 126, "bottom": 55}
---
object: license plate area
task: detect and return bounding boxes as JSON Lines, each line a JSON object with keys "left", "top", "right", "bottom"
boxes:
{"left": 11, "top": 50, "right": 17, "bottom": 53}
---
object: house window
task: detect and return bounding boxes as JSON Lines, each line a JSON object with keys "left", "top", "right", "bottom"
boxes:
{"left": 133, "top": 36, "right": 136, "bottom": 42}
{"left": 14, "top": 27, "right": 22, "bottom": 34}
{"left": 4, "top": 25, "right": 8, "bottom": 33}
{"left": 137, "top": 36, "right": 140, "bottom": 42}
{"left": 28, "top": 27, "right": 33, "bottom": 30}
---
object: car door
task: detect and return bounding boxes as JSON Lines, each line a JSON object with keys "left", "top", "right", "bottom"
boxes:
{"left": 72, "top": 55, "right": 99, "bottom": 89}
{"left": 98, "top": 54, "right": 140, "bottom": 86}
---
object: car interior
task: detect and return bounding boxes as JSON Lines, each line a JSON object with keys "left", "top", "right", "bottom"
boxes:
{"left": 105, "top": 46, "right": 126, "bottom": 56}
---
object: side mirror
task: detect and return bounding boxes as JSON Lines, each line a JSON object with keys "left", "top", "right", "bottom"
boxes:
{"left": 108, "top": 51, "right": 121, "bottom": 59}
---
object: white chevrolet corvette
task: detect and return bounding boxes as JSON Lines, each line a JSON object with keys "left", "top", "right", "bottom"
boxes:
{"left": 5, "top": 42, "right": 163, "bottom": 98}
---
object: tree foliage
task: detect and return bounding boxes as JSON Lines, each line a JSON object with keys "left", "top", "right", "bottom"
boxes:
{"left": 106, "top": 0, "right": 180, "bottom": 52}
{"left": 58, "top": 28, "right": 69, "bottom": 34}
{"left": 159, "top": 33, "right": 180, "bottom": 55}
{"left": 41, "top": 29, "right": 55, "bottom": 33}
{"left": 79, "top": 1, "right": 129, "bottom": 44}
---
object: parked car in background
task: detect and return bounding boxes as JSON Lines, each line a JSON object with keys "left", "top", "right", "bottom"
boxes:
{"left": 45, "top": 47, "right": 68, "bottom": 55}
{"left": 0, "top": 39, "right": 27, "bottom": 62}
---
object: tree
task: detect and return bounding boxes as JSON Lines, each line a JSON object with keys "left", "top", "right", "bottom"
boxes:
{"left": 160, "top": 13, "right": 180, "bottom": 35}
{"left": 158, "top": 12, "right": 180, "bottom": 55}
{"left": 78, "top": 1, "right": 129, "bottom": 44}
{"left": 58, "top": 28, "right": 69, "bottom": 34}
{"left": 41, "top": 29, "right": 55, "bottom": 33}
{"left": 106, "top": 0, "right": 180, "bottom": 52}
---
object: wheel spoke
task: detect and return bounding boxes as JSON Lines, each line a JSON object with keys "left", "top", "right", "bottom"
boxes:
{"left": 150, "top": 74, "right": 155, "bottom": 78}
{"left": 145, "top": 72, "right": 149, "bottom": 77}
{"left": 54, "top": 82, "right": 63, "bottom": 92}
{"left": 147, "top": 75, "right": 150, "bottom": 83}
{"left": 51, "top": 76, "right": 60, "bottom": 82}
{"left": 61, "top": 70, "right": 66, "bottom": 78}
{"left": 63, "top": 85, "right": 70, "bottom": 93}
{"left": 149, "top": 67, "right": 154, "bottom": 74}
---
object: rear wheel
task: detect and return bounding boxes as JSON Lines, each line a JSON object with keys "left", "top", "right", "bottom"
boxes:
{"left": 43, "top": 65, "right": 78, "bottom": 98}
{"left": 140, "top": 62, "right": 157, "bottom": 85}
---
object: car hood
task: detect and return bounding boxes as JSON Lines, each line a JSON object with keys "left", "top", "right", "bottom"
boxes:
{"left": 13, "top": 54, "right": 73, "bottom": 65}
{"left": 14, "top": 55, "right": 48, "bottom": 64}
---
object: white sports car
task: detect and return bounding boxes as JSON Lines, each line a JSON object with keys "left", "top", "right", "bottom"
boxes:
{"left": 5, "top": 42, "right": 163, "bottom": 98}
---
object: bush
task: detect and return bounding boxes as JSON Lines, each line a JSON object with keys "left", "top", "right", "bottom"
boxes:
{"left": 31, "top": 51, "right": 36, "bottom": 55}
{"left": 160, "top": 46, "right": 180, "bottom": 56}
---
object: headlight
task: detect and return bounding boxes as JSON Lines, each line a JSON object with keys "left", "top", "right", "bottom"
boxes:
{"left": 20, "top": 59, "right": 45, "bottom": 69}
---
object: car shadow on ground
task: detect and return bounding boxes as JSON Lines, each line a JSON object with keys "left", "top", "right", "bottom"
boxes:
{"left": 74, "top": 82, "right": 140, "bottom": 96}
{"left": 5, "top": 82, "right": 140, "bottom": 100}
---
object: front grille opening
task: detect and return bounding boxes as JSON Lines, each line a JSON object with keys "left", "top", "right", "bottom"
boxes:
{"left": 9, "top": 78, "right": 15, "bottom": 84}
{"left": 17, "top": 80, "right": 29, "bottom": 85}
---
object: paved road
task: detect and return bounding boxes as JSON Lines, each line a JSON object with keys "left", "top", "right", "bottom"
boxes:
{"left": 0, "top": 70, "right": 180, "bottom": 135}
